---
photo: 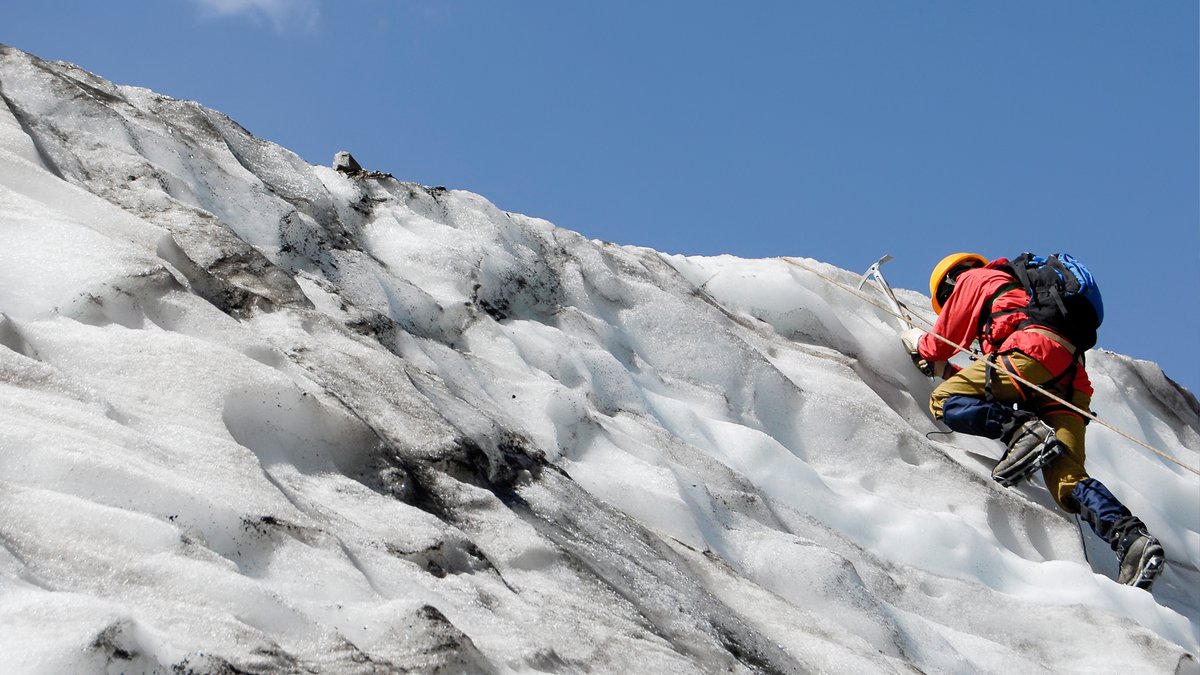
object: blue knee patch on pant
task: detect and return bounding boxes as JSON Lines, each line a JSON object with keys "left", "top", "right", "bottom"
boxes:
{"left": 942, "top": 395, "right": 1010, "bottom": 439}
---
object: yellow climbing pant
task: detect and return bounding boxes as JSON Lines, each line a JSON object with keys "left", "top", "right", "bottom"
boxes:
{"left": 930, "top": 351, "right": 1091, "bottom": 512}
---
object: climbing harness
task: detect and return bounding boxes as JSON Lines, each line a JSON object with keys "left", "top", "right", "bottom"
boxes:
{"left": 779, "top": 255, "right": 1200, "bottom": 478}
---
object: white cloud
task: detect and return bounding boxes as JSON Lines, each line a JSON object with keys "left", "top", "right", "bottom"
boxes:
{"left": 188, "top": 0, "right": 320, "bottom": 31}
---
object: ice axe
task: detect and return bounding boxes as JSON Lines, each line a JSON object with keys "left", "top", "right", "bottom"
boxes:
{"left": 856, "top": 255, "right": 916, "bottom": 327}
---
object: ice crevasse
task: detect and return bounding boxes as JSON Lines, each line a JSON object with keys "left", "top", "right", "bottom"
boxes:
{"left": 0, "top": 43, "right": 1196, "bottom": 675}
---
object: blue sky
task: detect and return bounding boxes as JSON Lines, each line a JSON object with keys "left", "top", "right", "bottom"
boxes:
{"left": 3, "top": 1, "right": 1197, "bottom": 394}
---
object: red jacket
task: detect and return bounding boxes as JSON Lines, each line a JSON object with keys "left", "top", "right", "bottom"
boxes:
{"left": 917, "top": 266, "right": 1093, "bottom": 396}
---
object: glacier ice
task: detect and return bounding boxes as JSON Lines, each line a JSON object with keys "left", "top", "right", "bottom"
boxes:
{"left": 0, "top": 42, "right": 1197, "bottom": 675}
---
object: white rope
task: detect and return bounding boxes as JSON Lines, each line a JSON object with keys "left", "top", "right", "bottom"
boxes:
{"left": 779, "top": 256, "right": 1200, "bottom": 477}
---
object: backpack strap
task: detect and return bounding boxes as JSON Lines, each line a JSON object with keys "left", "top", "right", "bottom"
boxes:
{"left": 1044, "top": 255, "right": 1080, "bottom": 293}
{"left": 1006, "top": 253, "right": 1036, "bottom": 295}
{"left": 1047, "top": 285, "right": 1069, "bottom": 316}
{"left": 977, "top": 280, "right": 1023, "bottom": 349}
{"left": 1023, "top": 326, "right": 1076, "bottom": 356}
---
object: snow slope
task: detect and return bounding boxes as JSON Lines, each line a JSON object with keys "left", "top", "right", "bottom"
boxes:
{"left": 0, "top": 43, "right": 1197, "bottom": 674}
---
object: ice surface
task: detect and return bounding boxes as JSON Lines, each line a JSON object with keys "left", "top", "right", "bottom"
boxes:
{"left": 0, "top": 42, "right": 1196, "bottom": 674}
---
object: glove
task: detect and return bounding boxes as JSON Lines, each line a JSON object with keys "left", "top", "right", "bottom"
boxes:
{"left": 900, "top": 328, "right": 960, "bottom": 379}
{"left": 900, "top": 328, "right": 925, "bottom": 356}
{"left": 901, "top": 327, "right": 932, "bottom": 374}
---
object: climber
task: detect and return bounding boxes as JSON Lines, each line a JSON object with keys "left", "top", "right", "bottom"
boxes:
{"left": 901, "top": 252, "right": 1166, "bottom": 590}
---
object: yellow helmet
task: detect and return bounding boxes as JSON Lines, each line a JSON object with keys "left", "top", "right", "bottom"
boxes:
{"left": 929, "top": 253, "right": 988, "bottom": 314}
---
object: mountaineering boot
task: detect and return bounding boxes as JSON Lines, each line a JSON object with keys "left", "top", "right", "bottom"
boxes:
{"left": 992, "top": 416, "right": 1062, "bottom": 487}
{"left": 1071, "top": 478, "right": 1166, "bottom": 591}
{"left": 1112, "top": 517, "right": 1166, "bottom": 590}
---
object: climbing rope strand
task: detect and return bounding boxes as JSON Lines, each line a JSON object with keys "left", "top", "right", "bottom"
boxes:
{"left": 779, "top": 256, "right": 1200, "bottom": 477}
{"left": 896, "top": 300, "right": 937, "bottom": 331}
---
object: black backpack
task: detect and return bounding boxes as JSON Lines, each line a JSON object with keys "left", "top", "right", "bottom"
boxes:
{"left": 983, "top": 253, "right": 1104, "bottom": 353}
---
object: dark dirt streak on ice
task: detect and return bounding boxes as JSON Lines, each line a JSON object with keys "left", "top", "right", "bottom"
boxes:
{"left": 512, "top": 472, "right": 814, "bottom": 675}
{"left": 268, "top": 306, "right": 808, "bottom": 672}
{"left": 0, "top": 88, "right": 63, "bottom": 179}
{"left": 0, "top": 46, "right": 315, "bottom": 321}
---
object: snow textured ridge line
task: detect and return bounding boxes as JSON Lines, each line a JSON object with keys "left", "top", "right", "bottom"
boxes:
{"left": 0, "top": 42, "right": 1197, "bottom": 675}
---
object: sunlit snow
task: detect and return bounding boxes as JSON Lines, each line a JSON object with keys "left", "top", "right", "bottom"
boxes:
{"left": 0, "top": 43, "right": 1197, "bottom": 675}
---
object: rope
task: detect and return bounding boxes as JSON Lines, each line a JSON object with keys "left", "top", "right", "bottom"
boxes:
{"left": 1074, "top": 514, "right": 1091, "bottom": 564}
{"left": 779, "top": 256, "right": 1200, "bottom": 477}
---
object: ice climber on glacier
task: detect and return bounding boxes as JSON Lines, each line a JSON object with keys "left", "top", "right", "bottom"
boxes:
{"left": 900, "top": 252, "right": 1166, "bottom": 590}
